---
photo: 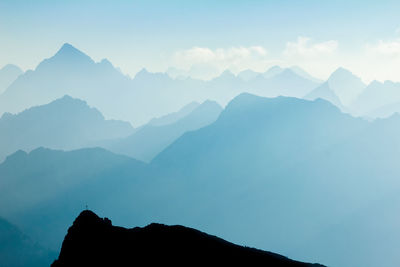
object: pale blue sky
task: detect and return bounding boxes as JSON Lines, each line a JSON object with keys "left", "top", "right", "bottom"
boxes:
{"left": 1, "top": 0, "right": 400, "bottom": 81}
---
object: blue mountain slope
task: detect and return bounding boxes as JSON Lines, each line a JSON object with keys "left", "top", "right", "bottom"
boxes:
{"left": 3, "top": 94, "right": 400, "bottom": 267}
{"left": 103, "top": 100, "right": 222, "bottom": 162}
{"left": 0, "top": 147, "right": 148, "bottom": 250}
{"left": 0, "top": 95, "right": 134, "bottom": 161}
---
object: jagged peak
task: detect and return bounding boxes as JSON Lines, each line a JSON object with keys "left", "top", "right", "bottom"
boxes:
{"left": 50, "top": 43, "right": 94, "bottom": 63}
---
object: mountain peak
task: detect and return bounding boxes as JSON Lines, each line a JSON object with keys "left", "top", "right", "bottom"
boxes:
{"left": 51, "top": 43, "right": 93, "bottom": 63}
{"left": 329, "top": 67, "right": 355, "bottom": 80}
{"left": 263, "top": 65, "right": 284, "bottom": 78}
{"left": 56, "top": 43, "right": 82, "bottom": 56}
{"left": 134, "top": 68, "right": 150, "bottom": 79}
{"left": 73, "top": 210, "right": 108, "bottom": 228}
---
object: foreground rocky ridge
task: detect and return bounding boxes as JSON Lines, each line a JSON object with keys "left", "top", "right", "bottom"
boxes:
{"left": 52, "top": 210, "right": 324, "bottom": 267}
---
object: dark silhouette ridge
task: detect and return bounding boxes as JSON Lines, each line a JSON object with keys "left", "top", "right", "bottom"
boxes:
{"left": 52, "top": 210, "right": 324, "bottom": 267}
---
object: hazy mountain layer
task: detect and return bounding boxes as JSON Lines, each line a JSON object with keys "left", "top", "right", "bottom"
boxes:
{"left": 351, "top": 80, "right": 400, "bottom": 115}
{"left": 102, "top": 100, "right": 222, "bottom": 162}
{"left": 0, "top": 95, "right": 134, "bottom": 161}
{"left": 2, "top": 94, "right": 400, "bottom": 267}
{"left": 0, "top": 147, "right": 147, "bottom": 250}
{"left": 0, "top": 44, "right": 320, "bottom": 125}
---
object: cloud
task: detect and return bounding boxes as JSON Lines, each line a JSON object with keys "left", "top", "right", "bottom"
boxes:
{"left": 171, "top": 46, "right": 270, "bottom": 79}
{"left": 174, "top": 46, "right": 267, "bottom": 63}
{"left": 365, "top": 39, "right": 400, "bottom": 56}
{"left": 283, "top": 36, "right": 338, "bottom": 58}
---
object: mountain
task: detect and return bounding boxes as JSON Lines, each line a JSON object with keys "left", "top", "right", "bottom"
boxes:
{"left": 250, "top": 68, "right": 320, "bottom": 98}
{"left": 305, "top": 67, "right": 365, "bottom": 108}
{"left": 0, "top": 94, "right": 374, "bottom": 267}
{"left": 263, "top": 65, "right": 284, "bottom": 79}
{"left": 0, "top": 217, "right": 56, "bottom": 267}
{"left": 304, "top": 81, "right": 344, "bottom": 110}
{"left": 0, "top": 147, "right": 148, "bottom": 250}
{"left": 103, "top": 100, "right": 222, "bottom": 162}
{"left": 147, "top": 101, "right": 200, "bottom": 126}
{"left": 237, "top": 69, "right": 260, "bottom": 81}
{"left": 0, "top": 44, "right": 322, "bottom": 125}
{"left": 0, "top": 95, "right": 134, "bottom": 161}
{"left": 151, "top": 94, "right": 400, "bottom": 267}
{"left": 0, "top": 64, "right": 23, "bottom": 94}
{"left": 351, "top": 80, "right": 400, "bottom": 116}
{"left": 0, "top": 43, "right": 132, "bottom": 122}
{"left": 290, "top": 66, "right": 323, "bottom": 83}
{"left": 4, "top": 95, "right": 400, "bottom": 266}
{"left": 367, "top": 101, "right": 400, "bottom": 118}
{"left": 52, "top": 210, "right": 324, "bottom": 267}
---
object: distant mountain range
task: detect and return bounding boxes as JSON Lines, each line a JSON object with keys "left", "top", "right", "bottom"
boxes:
{"left": 0, "top": 95, "right": 134, "bottom": 162}
{"left": 0, "top": 43, "right": 321, "bottom": 125}
{"left": 2, "top": 43, "right": 400, "bottom": 122}
{"left": 52, "top": 210, "right": 324, "bottom": 267}
{"left": 0, "top": 147, "right": 147, "bottom": 250}
{"left": 0, "top": 95, "right": 221, "bottom": 163}
{"left": 2, "top": 94, "right": 400, "bottom": 266}
{"left": 101, "top": 100, "right": 223, "bottom": 162}
{"left": 305, "top": 67, "right": 366, "bottom": 110}
{"left": 351, "top": 80, "right": 400, "bottom": 116}
{"left": 147, "top": 101, "right": 200, "bottom": 126}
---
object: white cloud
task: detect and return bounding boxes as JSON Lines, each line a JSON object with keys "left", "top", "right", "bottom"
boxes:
{"left": 365, "top": 39, "right": 400, "bottom": 56}
{"left": 283, "top": 36, "right": 338, "bottom": 58}
{"left": 172, "top": 46, "right": 270, "bottom": 79}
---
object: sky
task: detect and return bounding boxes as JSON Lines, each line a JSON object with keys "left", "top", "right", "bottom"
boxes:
{"left": 1, "top": 0, "right": 400, "bottom": 82}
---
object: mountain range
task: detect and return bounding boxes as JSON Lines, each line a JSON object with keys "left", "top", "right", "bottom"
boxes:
{"left": 101, "top": 100, "right": 223, "bottom": 162}
{"left": 0, "top": 95, "right": 134, "bottom": 162}
{"left": 52, "top": 210, "right": 324, "bottom": 267}
{"left": 0, "top": 43, "right": 321, "bottom": 125}
{"left": 2, "top": 43, "right": 400, "bottom": 123}
{"left": 2, "top": 94, "right": 400, "bottom": 267}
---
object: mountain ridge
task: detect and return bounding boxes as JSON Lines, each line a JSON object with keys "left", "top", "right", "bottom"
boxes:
{"left": 52, "top": 210, "right": 325, "bottom": 267}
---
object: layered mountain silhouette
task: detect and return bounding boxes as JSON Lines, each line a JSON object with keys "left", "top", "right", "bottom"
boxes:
{"left": 0, "top": 217, "right": 56, "bottom": 267}
{"left": 350, "top": 80, "right": 400, "bottom": 116}
{"left": 147, "top": 101, "right": 200, "bottom": 126}
{"left": 0, "top": 147, "right": 147, "bottom": 249}
{"left": 0, "top": 43, "right": 134, "bottom": 122}
{"left": 102, "top": 100, "right": 222, "bottom": 162}
{"left": 0, "top": 64, "right": 23, "bottom": 94}
{"left": 367, "top": 101, "right": 400, "bottom": 118}
{"left": 0, "top": 43, "right": 322, "bottom": 125}
{"left": 3, "top": 94, "right": 400, "bottom": 267}
{"left": 52, "top": 210, "right": 324, "bottom": 267}
{"left": 237, "top": 69, "right": 260, "bottom": 81}
{"left": 0, "top": 95, "right": 134, "bottom": 161}
{"left": 305, "top": 67, "right": 365, "bottom": 110}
